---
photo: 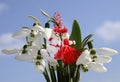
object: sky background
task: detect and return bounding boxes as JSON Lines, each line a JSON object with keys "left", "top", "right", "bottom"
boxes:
{"left": 0, "top": 0, "right": 120, "bottom": 82}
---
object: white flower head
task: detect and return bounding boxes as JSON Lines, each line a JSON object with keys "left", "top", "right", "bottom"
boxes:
{"left": 31, "top": 25, "right": 44, "bottom": 32}
{"left": 45, "top": 57, "right": 58, "bottom": 67}
{"left": 15, "top": 50, "right": 34, "bottom": 62}
{"left": 43, "top": 28, "right": 52, "bottom": 40}
{"left": 40, "top": 49, "right": 49, "bottom": 59}
{"left": 40, "top": 49, "right": 58, "bottom": 67}
{"left": 27, "top": 46, "right": 39, "bottom": 55}
{"left": 35, "top": 64, "right": 45, "bottom": 73}
{"left": 46, "top": 45, "right": 59, "bottom": 54}
{"left": 34, "top": 59, "right": 45, "bottom": 73}
{"left": 76, "top": 50, "right": 91, "bottom": 65}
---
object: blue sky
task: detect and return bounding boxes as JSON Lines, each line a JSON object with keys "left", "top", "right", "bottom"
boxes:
{"left": 0, "top": 0, "right": 120, "bottom": 82}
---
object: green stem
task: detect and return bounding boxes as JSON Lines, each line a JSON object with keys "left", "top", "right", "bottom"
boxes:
{"left": 67, "top": 65, "right": 71, "bottom": 82}
{"left": 73, "top": 65, "right": 81, "bottom": 82}
{"left": 56, "top": 60, "right": 64, "bottom": 82}
{"left": 48, "top": 64, "right": 57, "bottom": 82}
{"left": 43, "top": 68, "right": 50, "bottom": 82}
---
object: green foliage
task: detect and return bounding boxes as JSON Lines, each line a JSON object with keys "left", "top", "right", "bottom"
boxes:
{"left": 81, "top": 34, "right": 94, "bottom": 49}
{"left": 69, "top": 20, "right": 82, "bottom": 50}
{"left": 29, "top": 15, "right": 42, "bottom": 26}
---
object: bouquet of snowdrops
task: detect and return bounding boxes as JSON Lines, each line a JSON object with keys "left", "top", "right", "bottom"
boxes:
{"left": 2, "top": 10, "right": 118, "bottom": 82}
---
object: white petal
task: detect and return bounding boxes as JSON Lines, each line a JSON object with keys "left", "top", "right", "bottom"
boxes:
{"left": 43, "top": 28, "right": 52, "bottom": 39}
{"left": 96, "top": 55, "right": 112, "bottom": 63}
{"left": 41, "top": 59, "right": 46, "bottom": 67}
{"left": 40, "top": 49, "right": 49, "bottom": 58}
{"left": 76, "top": 50, "right": 91, "bottom": 65}
{"left": 46, "top": 57, "right": 58, "bottom": 66}
{"left": 98, "top": 48, "right": 118, "bottom": 56}
{"left": 12, "top": 28, "right": 30, "bottom": 38}
{"left": 27, "top": 46, "right": 38, "bottom": 56}
{"left": 89, "top": 62, "right": 107, "bottom": 72}
{"left": 50, "top": 38, "right": 60, "bottom": 45}
{"left": 46, "top": 45, "right": 59, "bottom": 54}
{"left": 31, "top": 25, "right": 44, "bottom": 32}
{"left": 15, "top": 53, "right": 34, "bottom": 62}
{"left": 2, "top": 48, "right": 19, "bottom": 54}
{"left": 27, "top": 46, "right": 39, "bottom": 51}
{"left": 33, "top": 34, "right": 43, "bottom": 48}
{"left": 35, "top": 65, "right": 45, "bottom": 73}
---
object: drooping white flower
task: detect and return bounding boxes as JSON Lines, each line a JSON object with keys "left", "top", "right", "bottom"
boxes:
{"left": 76, "top": 49, "right": 113, "bottom": 73}
{"left": 31, "top": 24, "right": 53, "bottom": 40}
{"left": 28, "top": 34, "right": 44, "bottom": 49}
{"left": 46, "top": 45, "right": 59, "bottom": 54}
{"left": 40, "top": 49, "right": 58, "bottom": 67}
{"left": 40, "top": 49, "right": 49, "bottom": 58}
{"left": 76, "top": 50, "right": 91, "bottom": 65}
{"left": 31, "top": 25, "right": 44, "bottom": 32}
{"left": 12, "top": 27, "right": 30, "bottom": 38}
{"left": 2, "top": 48, "right": 19, "bottom": 54}
{"left": 35, "top": 65, "right": 45, "bottom": 73}
{"left": 27, "top": 46, "right": 39, "bottom": 55}
{"left": 34, "top": 59, "right": 45, "bottom": 73}
{"left": 45, "top": 57, "right": 58, "bottom": 67}
{"left": 43, "top": 28, "right": 52, "bottom": 39}
{"left": 28, "top": 25, "right": 52, "bottom": 49}
{"left": 97, "top": 47, "right": 118, "bottom": 56}
{"left": 15, "top": 49, "right": 35, "bottom": 62}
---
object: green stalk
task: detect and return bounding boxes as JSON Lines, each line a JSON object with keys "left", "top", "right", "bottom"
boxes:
{"left": 48, "top": 64, "right": 57, "bottom": 82}
{"left": 67, "top": 65, "right": 71, "bottom": 82}
{"left": 56, "top": 60, "right": 65, "bottom": 82}
{"left": 43, "top": 68, "right": 51, "bottom": 82}
{"left": 73, "top": 65, "right": 81, "bottom": 82}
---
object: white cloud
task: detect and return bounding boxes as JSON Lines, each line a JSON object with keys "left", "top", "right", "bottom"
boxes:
{"left": 0, "top": 33, "right": 25, "bottom": 56}
{"left": 96, "top": 21, "right": 120, "bottom": 42}
{"left": 0, "top": 3, "right": 8, "bottom": 15}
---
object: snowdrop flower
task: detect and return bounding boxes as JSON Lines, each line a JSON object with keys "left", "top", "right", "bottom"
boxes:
{"left": 31, "top": 25, "right": 44, "bottom": 32}
{"left": 34, "top": 59, "right": 46, "bottom": 73}
{"left": 76, "top": 50, "right": 91, "bottom": 65}
{"left": 15, "top": 48, "right": 36, "bottom": 62}
{"left": 46, "top": 45, "right": 59, "bottom": 55}
{"left": 15, "top": 53, "right": 33, "bottom": 62}
{"left": 40, "top": 49, "right": 49, "bottom": 58}
{"left": 97, "top": 47, "right": 118, "bottom": 56}
{"left": 27, "top": 46, "right": 39, "bottom": 55}
{"left": 2, "top": 48, "right": 34, "bottom": 62}
{"left": 31, "top": 24, "right": 52, "bottom": 39}
{"left": 40, "top": 49, "right": 58, "bottom": 67}
{"left": 43, "top": 28, "right": 53, "bottom": 40}
{"left": 28, "top": 33, "right": 43, "bottom": 49}
{"left": 76, "top": 49, "right": 114, "bottom": 72}
{"left": 2, "top": 48, "right": 19, "bottom": 54}
{"left": 45, "top": 57, "right": 58, "bottom": 67}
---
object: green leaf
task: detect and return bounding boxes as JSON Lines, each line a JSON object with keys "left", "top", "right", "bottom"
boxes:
{"left": 40, "top": 10, "right": 55, "bottom": 22}
{"left": 81, "top": 34, "right": 94, "bottom": 49}
{"left": 69, "top": 20, "right": 82, "bottom": 50}
{"left": 29, "top": 15, "right": 42, "bottom": 26}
